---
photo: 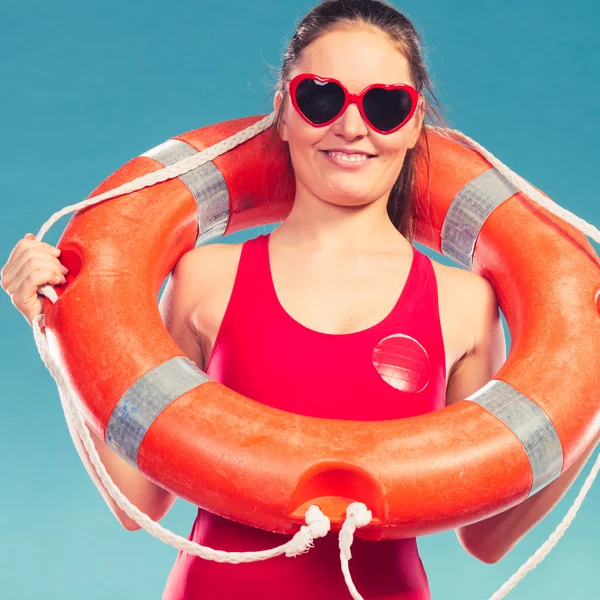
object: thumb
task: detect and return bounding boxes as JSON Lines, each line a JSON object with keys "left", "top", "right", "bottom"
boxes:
{"left": 24, "top": 233, "right": 36, "bottom": 240}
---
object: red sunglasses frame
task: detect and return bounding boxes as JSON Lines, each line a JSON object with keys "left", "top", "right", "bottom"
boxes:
{"left": 287, "top": 73, "right": 422, "bottom": 135}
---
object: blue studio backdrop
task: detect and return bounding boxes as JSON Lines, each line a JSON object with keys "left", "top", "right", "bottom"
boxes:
{"left": 1, "top": 1, "right": 599, "bottom": 599}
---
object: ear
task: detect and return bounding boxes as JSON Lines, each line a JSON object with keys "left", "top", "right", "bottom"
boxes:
{"left": 406, "top": 97, "right": 425, "bottom": 150}
{"left": 274, "top": 90, "right": 289, "bottom": 142}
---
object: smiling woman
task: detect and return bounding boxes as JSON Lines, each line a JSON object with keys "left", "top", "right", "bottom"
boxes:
{"left": 160, "top": 2, "right": 491, "bottom": 599}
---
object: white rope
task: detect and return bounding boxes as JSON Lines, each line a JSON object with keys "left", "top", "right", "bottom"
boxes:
{"left": 31, "top": 114, "right": 600, "bottom": 599}
{"left": 338, "top": 503, "right": 373, "bottom": 600}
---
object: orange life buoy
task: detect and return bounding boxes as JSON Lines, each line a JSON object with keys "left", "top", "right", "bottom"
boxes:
{"left": 43, "top": 114, "right": 600, "bottom": 541}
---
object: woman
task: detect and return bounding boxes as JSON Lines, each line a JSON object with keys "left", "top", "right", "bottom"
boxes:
{"left": 6, "top": 1, "right": 580, "bottom": 599}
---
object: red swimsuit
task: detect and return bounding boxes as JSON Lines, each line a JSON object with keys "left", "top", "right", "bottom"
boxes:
{"left": 163, "top": 232, "right": 447, "bottom": 599}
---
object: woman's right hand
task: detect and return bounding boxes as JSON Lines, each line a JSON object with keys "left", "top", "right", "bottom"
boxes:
{"left": 1, "top": 233, "right": 69, "bottom": 326}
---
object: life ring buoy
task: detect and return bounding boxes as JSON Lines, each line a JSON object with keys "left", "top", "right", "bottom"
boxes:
{"left": 42, "top": 114, "right": 600, "bottom": 542}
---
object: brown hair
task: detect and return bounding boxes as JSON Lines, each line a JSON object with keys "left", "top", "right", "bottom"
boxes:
{"left": 266, "top": 0, "right": 448, "bottom": 244}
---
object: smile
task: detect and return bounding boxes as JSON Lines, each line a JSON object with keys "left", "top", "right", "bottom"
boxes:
{"left": 321, "top": 150, "right": 375, "bottom": 168}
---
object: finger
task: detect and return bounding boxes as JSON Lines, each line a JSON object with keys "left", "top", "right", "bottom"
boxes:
{"left": 8, "top": 266, "right": 66, "bottom": 301}
{"left": 1, "top": 248, "right": 67, "bottom": 287}
{"left": 2, "top": 253, "right": 67, "bottom": 293}
{"left": 16, "top": 235, "right": 61, "bottom": 259}
{"left": 26, "top": 237, "right": 61, "bottom": 256}
{"left": 1, "top": 237, "right": 61, "bottom": 280}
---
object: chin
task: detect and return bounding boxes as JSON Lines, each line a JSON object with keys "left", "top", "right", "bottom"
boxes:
{"left": 321, "top": 189, "right": 375, "bottom": 208}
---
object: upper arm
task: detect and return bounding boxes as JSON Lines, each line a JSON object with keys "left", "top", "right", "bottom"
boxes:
{"left": 444, "top": 274, "right": 508, "bottom": 555}
{"left": 159, "top": 249, "right": 207, "bottom": 370}
{"left": 445, "top": 274, "right": 507, "bottom": 406}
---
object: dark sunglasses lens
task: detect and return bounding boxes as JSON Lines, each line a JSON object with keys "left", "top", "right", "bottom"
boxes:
{"left": 363, "top": 88, "right": 413, "bottom": 131}
{"left": 295, "top": 79, "right": 345, "bottom": 124}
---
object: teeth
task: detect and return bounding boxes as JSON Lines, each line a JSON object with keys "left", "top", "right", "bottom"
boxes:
{"left": 326, "top": 151, "right": 370, "bottom": 163}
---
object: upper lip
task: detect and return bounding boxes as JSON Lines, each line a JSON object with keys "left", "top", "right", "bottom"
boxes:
{"left": 322, "top": 148, "right": 376, "bottom": 157}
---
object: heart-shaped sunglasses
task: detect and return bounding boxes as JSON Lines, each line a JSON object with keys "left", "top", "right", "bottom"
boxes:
{"left": 287, "top": 73, "right": 421, "bottom": 135}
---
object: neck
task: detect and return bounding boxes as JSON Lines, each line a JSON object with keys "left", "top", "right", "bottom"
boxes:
{"left": 273, "top": 185, "right": 408, "bottom": 253}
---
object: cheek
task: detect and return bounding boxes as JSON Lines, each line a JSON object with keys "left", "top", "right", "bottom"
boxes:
{"left": 288, "top": 119, "right": 323, "bottom": 148}
{"left": 371, "top": 146, "right": 410, "bottom": 193}
{"left": 284, "top": 101, "right": 320, "bottom": 143}
{"left": 375, "top": 133, "right": 412, "bottom": 171}
{"left": 286, "top": 121, "right": 326, "bottom": 169}
{"left": 376, "top": 126, "right": 413, "bottom": 154}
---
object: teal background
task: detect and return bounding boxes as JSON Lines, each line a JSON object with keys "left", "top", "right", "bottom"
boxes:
{"left": 1, "top": 0, "right": 599, "bottom": 598}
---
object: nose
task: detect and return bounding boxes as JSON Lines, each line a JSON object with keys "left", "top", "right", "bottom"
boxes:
{"left": 331, "top": 101, "right": 369, "bottom": 140}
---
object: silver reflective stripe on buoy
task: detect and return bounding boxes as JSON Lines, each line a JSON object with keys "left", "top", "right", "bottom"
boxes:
{"left": 106, "top": 356, "right": 211, "bottom": 466}
{"left": 441, "top": 168, "right": 519, "bottom": 269}
{"left": 141, "top": 138, "right": 230, "bottom": 246}
{"left": 466, "top": 379, "right": 564, "bottom": 496}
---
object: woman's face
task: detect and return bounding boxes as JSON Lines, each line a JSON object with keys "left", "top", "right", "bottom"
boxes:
{"left": 274, "top": 26, "right": 424, "bottom": 210}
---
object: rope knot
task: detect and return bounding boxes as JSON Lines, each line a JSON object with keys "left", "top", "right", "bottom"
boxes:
{"left": 285, "top": 505, "right": 331, "bottom": 557}
{"left": 346, "top": 502, "right": 372, "bottom": 528}
{"left": 339, "top": 502, "right": 373, "bottom": 562}
{"left": 304, "top": 504, "right": 332, "bottom": 536}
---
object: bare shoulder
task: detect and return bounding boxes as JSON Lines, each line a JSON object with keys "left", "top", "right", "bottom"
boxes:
{"left": 430, "top": 255, "right": 507, "bottom": 407}
{"left": 174, "top": 241, "right": 244, "bottom": 291}
{"left": 431, "top": 258, "right": 497, "bottom": 305}
{"left": 170, "top": 241, "right": 245, "bottom": 356}
{"left": 175, "top": 241, "right": 244, "bottom": 272}
{"left": 172, "top": 241, "right": 245, "bottom": 321}
{"left": 429, "top": 256, "right": 500, "bottom": 370}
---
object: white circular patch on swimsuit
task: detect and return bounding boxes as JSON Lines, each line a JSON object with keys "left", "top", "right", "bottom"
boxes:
{"left": 372, "top": 334, "right": 430, "bottom": 393}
